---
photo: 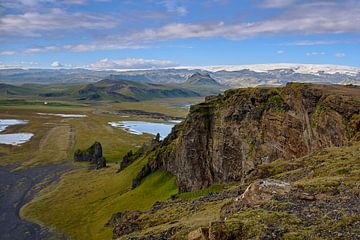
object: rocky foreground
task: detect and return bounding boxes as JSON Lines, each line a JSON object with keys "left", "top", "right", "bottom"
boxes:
{"left": 112, "top": 83, "right": 360, "bottom": 239}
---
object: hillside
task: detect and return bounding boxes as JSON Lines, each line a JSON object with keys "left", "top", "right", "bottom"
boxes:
{"left": 0, "top": 79, "right": 214, "bottom": 102}
{"left": 181, "top": 72, "right": 226, "bottom": 96}
{"left": 111, "top": 83, "right": 360, "bottom": 239}
{"left": 0, "top": 83, "right": 41, "bottom": 97}
{"left": 184, "top": 72, "right": 221, "bottom": 86}
{"left": 76, "top": 79, "right": 201, "bottom": 101}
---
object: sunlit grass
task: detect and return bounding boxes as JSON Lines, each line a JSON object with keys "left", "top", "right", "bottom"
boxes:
{"left": 0, "top": 97, "right": 196, "bottom": 239}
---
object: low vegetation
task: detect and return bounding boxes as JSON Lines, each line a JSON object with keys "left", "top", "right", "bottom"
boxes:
{"left": 112, "top": 141, "right": 360, "bottom": 239}
{"left": 0, "top": 96, "right": 200, "bottom": 239}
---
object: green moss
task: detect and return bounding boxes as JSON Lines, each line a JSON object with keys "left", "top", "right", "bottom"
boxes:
{"left": 311, "top": 101, "right": 329, "bottom": 127}
{"left": 268, "top": 94, "right": 288, "bottom": 112}
{"left": 346, "top": 114, "right": 360, "bottom": 139}
{"left": 190, "top": 103, "right": 213, "bottom": 129}
{"left": 174, "top": 184, "right": 224, "bottom": 200}
{"left": 255, "top": 93, "right": 287, "bottom": 113}
{"left": 258, "top": 158, "right": 303, "bottom": 178}
{"left": 227, "top": 209, "right": 302, "bottom": 239}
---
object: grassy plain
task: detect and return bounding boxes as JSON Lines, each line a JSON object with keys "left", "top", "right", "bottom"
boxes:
{"left": 0, "top": 96, "right": 202, "bottom": 239}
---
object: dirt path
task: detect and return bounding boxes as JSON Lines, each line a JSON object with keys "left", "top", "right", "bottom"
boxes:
{"left": 0, "top": 162, "right": 74, "bottom": 240}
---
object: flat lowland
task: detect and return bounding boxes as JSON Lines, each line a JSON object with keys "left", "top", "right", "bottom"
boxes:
{"left": 0, "top": 97, "right": 201, "bottom": 239}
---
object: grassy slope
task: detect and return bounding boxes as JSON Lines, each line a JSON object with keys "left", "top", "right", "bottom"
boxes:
{"left": 223, "top": 142, "right": 360, "bottom": 239}
{"left": 113, "top": 141, "right": 360, "bottom": 239}
{"left": 1, "top": 80, "right": 205, "bottom": 102}
{"left": 21, "top": 161, "right": 178, "bottom": 240}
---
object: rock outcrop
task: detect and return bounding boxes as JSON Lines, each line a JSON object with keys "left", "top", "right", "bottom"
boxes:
{"left": 74, "top": 142, "right": 106, "bottom": 169}
{"left": 236, "top": 179, "right": 291, "bottom": 206}
{"left": 133, "top": 83, "right": 360, "bottom": 191}
{"left": 220, "top": 179, "right": 292, "bottom": 218}
{"left": 112, "top": 138, "right": 360, "bottom": 239}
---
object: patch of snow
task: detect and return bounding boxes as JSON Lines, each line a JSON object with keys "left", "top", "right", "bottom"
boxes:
{"left": 174, "top": 63, "right": 360, "bottom": 76}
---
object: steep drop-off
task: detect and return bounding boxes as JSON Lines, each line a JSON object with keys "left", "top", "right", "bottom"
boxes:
{"left": 134, "top": 83, "right": 360, "bottom": 191}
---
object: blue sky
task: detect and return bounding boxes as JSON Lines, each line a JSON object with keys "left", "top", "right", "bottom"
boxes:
{"left": 0, "top": 0, "right": 359, "bottom": 69}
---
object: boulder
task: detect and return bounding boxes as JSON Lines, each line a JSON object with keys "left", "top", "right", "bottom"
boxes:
{"left": 237, "top": 179, "right": 292, "bottom": 206}
{"left": 221, "top": 179, "right": 291, "bottom": 219}
{"left": 74, "top": 142, "right": 106, "bottom": 169}
{"left": 188, "top": 227, "right": 209, "bottom": 240}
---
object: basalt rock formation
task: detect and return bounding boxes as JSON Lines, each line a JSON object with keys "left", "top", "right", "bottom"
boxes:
{"left": 135, "top": 83, "right": 360, "bottom": 191}
{"left": 74, "top": 142, "right": 106, "bottom": 169}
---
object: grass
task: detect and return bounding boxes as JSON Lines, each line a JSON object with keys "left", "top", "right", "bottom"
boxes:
{"left": 256, "top": 142, "right": 360, "bottom": 194}
{"left": 0, "top": 97, "right": 198, "bottom": 239}
{"left": 114, "top": 140, "right": 360, "bottom": 239}
{"left": 21, "top": 161, "right": 178, "bottom": 240}
{"left": 0, "top": 97, "right": 196, "bottom": 166}
{"left": 227, "top": 209, "right": 302, "bottom": 239}
{"left": 174, "top": 184, "right": 225, "bottom": 200}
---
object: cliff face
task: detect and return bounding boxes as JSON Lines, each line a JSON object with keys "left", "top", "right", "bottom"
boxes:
{"left": 146, "top": 83, "right": 360, "bottom": 191}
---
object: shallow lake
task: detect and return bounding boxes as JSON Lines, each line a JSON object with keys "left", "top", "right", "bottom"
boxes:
{"left": 0, "top": 119, "right": 33, "bottom": 145}
{"left": 109, "top": 121, "right": 176, "bottom": 140}
{"left": 0, "top": 119, "right": 27, "bottom": 132}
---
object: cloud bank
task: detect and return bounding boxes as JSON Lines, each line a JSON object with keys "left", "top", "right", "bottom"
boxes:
{"left": 88, "top": 58, "right": 176, "bottom": 70}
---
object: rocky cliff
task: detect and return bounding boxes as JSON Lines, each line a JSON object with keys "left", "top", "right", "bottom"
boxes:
{"left": 140, "top": 83, "right": 360, "bottom": 191}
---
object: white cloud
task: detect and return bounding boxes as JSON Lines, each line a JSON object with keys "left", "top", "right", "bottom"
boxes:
{"left": 51, "top": 61, "right": 63, "bottom": 67}
{"left": 0, "top": 8, "right": 117, "bottom": 37}
{"left": 161, "top": 0, "right": 188, "bottom": 16}
{"left": 19, "top": 61, "right": 38, "bottom": 66}
{"left": 88, "top": 58, "right": 176, "bottom": 70}
{"left": 106, "top": 1, "right": 360, "bottom": 42}
{"left": 306, "top": 52, "right": 326, "bottom": 56}
{"left": 260, "top": 0, "right": 295, "bottom": 8}
{"left": 335, "top": 52, "right": 346, "bottom": 58}
{"left": 0, "top": 51, "right": 17, "bottom": 56}
{"left": 0, "top": 42, "right": 146, "bottom": 55}
{"left": 283, "top": 39, "right": 360, "bottom": 46}
{"left": 277, "top": 50, "right": 284, "bottom": 54}
{"left": 2, "top": 0, "right": 360, "bottom": 54}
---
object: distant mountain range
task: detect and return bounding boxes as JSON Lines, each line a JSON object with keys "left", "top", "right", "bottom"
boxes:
{"left": 0, "top": 73, "right": 224, "bottom": 102}
{"left": 75, "top": 78, "right": 202, "bottom": 101}
{"left": 0, "top": 64, "right": 359, "bottom": 87}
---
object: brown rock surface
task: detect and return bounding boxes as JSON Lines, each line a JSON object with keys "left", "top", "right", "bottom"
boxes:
{"left": 187, "top": 227, "right": 209, "bottom": 240}
{"left": 143, "top": 83, "right": 360, "bottom": 191}
{"left": 236, "top": 179, "right": 292, "bottom": 206}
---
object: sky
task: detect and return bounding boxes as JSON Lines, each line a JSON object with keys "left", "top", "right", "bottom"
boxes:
{"left": 0, "top": 0, "right": 360, "bottom": 69}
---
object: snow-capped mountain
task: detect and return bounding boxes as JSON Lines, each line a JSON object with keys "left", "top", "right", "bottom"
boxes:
{"left": 0, "top": 63, "right": 359, "bottom": 86}
{"left": 175, "top": 63, "right": 360, "bottom": 76}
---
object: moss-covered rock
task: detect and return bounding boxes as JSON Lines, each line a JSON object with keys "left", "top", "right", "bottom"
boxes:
{"left": 74, "top": 142, "right": 106, "bottom": 169}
